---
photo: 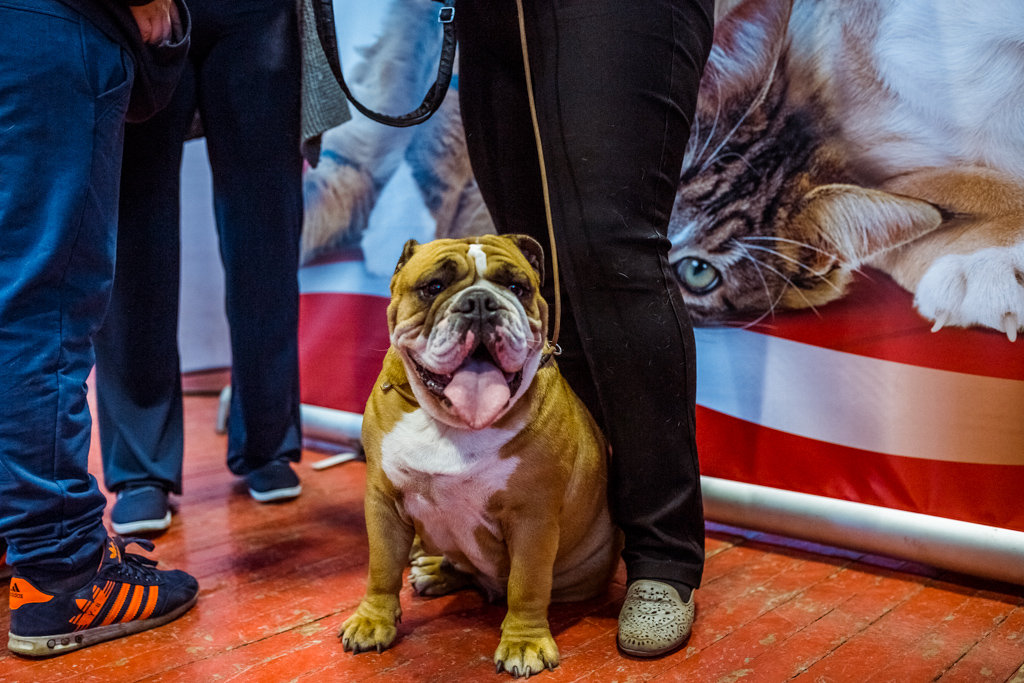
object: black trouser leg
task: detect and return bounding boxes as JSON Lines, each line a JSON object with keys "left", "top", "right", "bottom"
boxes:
{"left": 458, "top": 0, "right": 714, "bottom": 589}
{"left": 95, "top": 0, "right": 303, "bottom": 486}
{"left": 94, "top": 67, "right": 196, "bottom": 495}
{"left": 196, "top": 0, "right": 304, "bottom": 475}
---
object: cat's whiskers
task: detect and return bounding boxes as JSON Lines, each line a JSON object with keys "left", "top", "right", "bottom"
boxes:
{"left": 717, "top": 318, "right": 770, "bottom": 329}
{"left": 684, "top": 112, "right": 701, "bottom": 168}
{"left": 740, "top": 242, "right": 844, "bottom": 295}
{"left": 751, "top": 232, "right": 879, "bottom": 299}
{"left": 733, "top": 240, "right": 777, "bottom": 318}
{"left": 737, "top": 248, "right": 813, "bottom": 322}
{"left": 806, "top": 232, "right": 875, "bottom": 282}
{"left": 741, "top": 235, "right": 849, "bottom": 264}
{"left": 692, "top": 79, "right": 724, "bottom": 169}
{"left": 739, "top": 307, "right": 781, "bottom": 330}
{"left": 699, "top": 59, "right": 778, "bottom": 174}
{"left": 713, "top": 151, "right": 760, "bottom": 176}
{"left": 736, "top": 247, "right": 822, "bottom": 315}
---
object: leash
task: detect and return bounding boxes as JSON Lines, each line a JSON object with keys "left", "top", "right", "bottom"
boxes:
{"left": 312, "top": 0, "right": 457, "bottom": 127}
{"left": 314, "top": 0, "right": 562, "bottom": 350}
{"left": 514, "top": 0, "right": 562, "bottom": 352}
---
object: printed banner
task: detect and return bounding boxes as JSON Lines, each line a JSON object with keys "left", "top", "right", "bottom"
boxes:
{"left": 694, "top": 268, "right": 1024, "bottom": 532}
{"left": 298, "top": 0, "right": 1024, "bottom": 536}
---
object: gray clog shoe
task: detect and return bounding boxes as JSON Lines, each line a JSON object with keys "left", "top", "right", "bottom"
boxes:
{"left": 616, "top": 580, "right": 695, "bottom": 657}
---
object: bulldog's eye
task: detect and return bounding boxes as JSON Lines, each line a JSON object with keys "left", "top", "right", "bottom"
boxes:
{"left": 420, "top": 280, "right": 446, "bottom": 299}
{"left": 677, "top": 258, "right": 720, "bottom": 294}
{"left": 508, "top": 282, "right": 530, "bottom": 299}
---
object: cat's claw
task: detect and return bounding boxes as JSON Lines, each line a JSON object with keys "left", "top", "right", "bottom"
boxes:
{"left": 1003, "top": 313, "right": 1019, "bottom": 342}
{"left": 915, "top": 244, "right": 1024, "bottom": 339}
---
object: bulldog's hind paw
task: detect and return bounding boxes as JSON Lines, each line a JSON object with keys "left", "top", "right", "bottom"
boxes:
{"left": 494, "top": 632, "right": 559, "bottom": 678}
{"left": 339, "top": 596, "right": 401, "bottom": 654}
{"left": 409, "top": 554, "right": 472, "bottom": 596}
{"left": 914, "top": 243, "right": 1024, "bottom": 341}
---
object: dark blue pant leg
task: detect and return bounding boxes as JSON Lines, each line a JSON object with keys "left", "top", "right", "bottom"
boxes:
{"left": 0, "top": 0, "right": 132, "bottom": 574}
{"left": 95, "top": 0, "right": 302, "bottom": 485}
{"left": 196, "top": 0, "right": 304, "bottom": 475}
{"left": 94, "top": 69, "right": 198, "bottom": 495}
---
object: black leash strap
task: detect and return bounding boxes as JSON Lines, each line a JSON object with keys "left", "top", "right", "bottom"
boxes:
{"left": 312, "top": 0, "right": 458, "bottom": 128}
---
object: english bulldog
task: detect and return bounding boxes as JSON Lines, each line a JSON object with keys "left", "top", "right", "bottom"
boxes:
{"left": 339, "top": 235, "right": 622, "bottom": 677}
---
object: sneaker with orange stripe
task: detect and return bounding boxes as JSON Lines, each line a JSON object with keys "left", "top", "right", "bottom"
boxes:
{"left": 7, "top": 537, "right": 198, "bottom": 657}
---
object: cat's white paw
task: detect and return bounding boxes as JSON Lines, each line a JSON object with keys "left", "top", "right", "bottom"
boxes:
{"left": 914, "top": 243, "right": 1024, "bottom": 341}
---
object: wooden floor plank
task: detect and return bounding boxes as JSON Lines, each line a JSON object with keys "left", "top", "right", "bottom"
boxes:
{"left": 794, "top": 576, "right": 982, "bottom": 681}
{"left": 709, "top": 565, "right": 928, "bottom": 682}
{"left": 3, "top": 393, "right": 1024, "bottom": 681}
{"left": 0, "top": 550, "right": 369, "bottom": 682}
{"left": 586, "top": 547, "right": 853, "bottom": 683}
{"left": 936, "top": 601, "right": 1024, "bottom": 683}
{"left": 546, "top": 542, "right": 827, "bottom": 682}
{"left": 647, "top": 557, "right": 863, "bottom": 681}
{"left": 863, "top": 581, "right": 1023, "bottom": 683}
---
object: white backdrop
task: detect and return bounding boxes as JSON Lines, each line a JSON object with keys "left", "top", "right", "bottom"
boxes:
{"left": 178, "top": 139, "right": 231, "bottom": 373}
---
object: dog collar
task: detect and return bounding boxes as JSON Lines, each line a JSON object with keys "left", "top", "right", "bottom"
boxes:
{"left": 539, "top": 343, "right": 561, "bottom": 369}
{"left": 380, "top": 381, "right": 418, "bottom": 405}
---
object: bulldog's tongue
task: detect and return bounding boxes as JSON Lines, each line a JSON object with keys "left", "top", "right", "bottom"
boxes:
{"left": 443, "top": 356, "right": 510, "bottom": 429}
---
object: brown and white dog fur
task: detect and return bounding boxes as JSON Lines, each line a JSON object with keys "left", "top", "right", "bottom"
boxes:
{"left": 339, "top": 235, "right": 621, "bottom": 677}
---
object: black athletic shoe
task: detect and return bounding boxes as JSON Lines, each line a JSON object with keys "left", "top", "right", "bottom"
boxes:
{"left": 246, "top": 459, "right": 302, "bottom": 503}
{"left": 111, "top": 486, "right": 172, "bottom": 536}
{"left": 7, "top": 537, "right": 198, "bottom": 657}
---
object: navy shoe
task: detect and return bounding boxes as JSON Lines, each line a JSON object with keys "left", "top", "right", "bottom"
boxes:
{"left": 111, "top": 486, "right": 171, "bottom": 536}
{"left": 246, "top": 460, "right": 302, "bottom": 503}
{"left": 7, "top": 537, "right": 198, "bottom": 657}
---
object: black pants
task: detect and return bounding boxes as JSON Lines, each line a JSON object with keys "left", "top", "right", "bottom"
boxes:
{"left": 458, "top": 0, "right": 713, "bottom": 589}
{"left": 93, "top": 0, "right": 303, "bottom": 493}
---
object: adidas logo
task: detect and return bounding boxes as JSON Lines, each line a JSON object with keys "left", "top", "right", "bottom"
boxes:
{"left": 9, "top": 578, "right": 54, "bottom": 610}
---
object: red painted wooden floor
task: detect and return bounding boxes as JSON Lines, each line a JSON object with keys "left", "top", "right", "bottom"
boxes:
{"left": 3, "top": 391, "right": 1024, "bottom": 682}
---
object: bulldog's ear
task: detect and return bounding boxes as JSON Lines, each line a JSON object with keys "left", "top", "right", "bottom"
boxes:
{"left": 507, "top": 234, "right": 545, "bottom": 286}
{"left": 394, "top": 239, "right": 419, "bottom": 275}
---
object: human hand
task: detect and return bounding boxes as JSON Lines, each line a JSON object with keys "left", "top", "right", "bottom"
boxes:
{"left": 130, "top": 0, "right": 181, "bottom": 45}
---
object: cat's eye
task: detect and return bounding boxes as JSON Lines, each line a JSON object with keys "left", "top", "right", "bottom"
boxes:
{"left": 677, "top": 258, "right": 720, "bottom": 294}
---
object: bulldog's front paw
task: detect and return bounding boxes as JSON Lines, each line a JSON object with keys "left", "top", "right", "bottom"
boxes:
{"left": 914, "top": 243, "right": 1024, "bottom": 341}
{"left": 409, "top": 554, "right": 472, "bottom": 596}
{"left": 494, "top": 631, "right": 559, "bottom": 678}
{"left": 339, "top": 595, "right": 402, "bottom": 654}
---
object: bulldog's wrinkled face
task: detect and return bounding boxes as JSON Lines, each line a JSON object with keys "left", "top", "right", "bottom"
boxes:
{"left": 387, "top": 235, "right": 548, "bottom": 430}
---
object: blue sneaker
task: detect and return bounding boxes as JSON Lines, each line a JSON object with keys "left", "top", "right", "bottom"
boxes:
{"left": 246, "top": 460, "right": 302, "bottom": 503}
{"left": 8, "top": 537, "right": 198, "bottom": 657}
{"left": 111, "top": 486, "right": 171, "bottom": 536}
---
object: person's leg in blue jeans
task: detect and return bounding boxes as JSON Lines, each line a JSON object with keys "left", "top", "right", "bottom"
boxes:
{"left": 0, "top": 0, "right": 129, "bottom": 584}
{"left": 0, "top": 0, "right": 198, "bottom": 657}
{"left": 94, "top": 65, "right": 197, "bottom": 502}
{"left": 458, "top": 0, "right": 714, "bottom": 657}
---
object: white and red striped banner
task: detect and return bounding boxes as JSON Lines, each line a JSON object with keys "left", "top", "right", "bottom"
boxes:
{"left": 299, "top": 251, "right": 391, "bottom": 416}
{"left": 299, "top": 260, "right": 1024, "bottom": 535}
{"left": 695, "top": 267, "right": 1024, "bottom": 533}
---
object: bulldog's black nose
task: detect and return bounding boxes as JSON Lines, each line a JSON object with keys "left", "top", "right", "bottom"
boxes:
{"left": 456, "top": 291, "right": 500, "bottom": 315}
